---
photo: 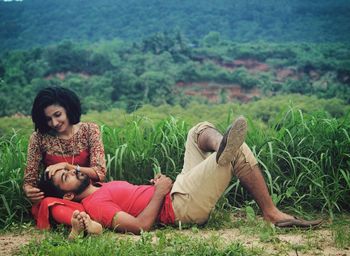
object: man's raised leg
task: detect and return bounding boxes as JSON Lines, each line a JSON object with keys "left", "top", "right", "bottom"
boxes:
{"left": 236, "top": 165, "right": 293, "bottom": 222}
{"left": 196, "top": 116, "right": 321, "bottom": 227}
{"left": 171, "top": 117, "right": 249, "bottom": 224}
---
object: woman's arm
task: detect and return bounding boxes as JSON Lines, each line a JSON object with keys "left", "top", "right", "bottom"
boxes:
{"left": 87, "top": 123, "right": 106, "bottom": 181}
{"left": 46, "top": 162, "right": 100, "bottom": 180}
{"left": 65, "top": 163, "right": 100, "bottom": 180}
{"left": 23, "top": 132, "right": 44, "bottom": 203}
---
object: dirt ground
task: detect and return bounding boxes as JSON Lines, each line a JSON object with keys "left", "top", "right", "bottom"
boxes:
{"left": 0, "top": 232, "right": 37, "bottom": 256}
{"left": 186, "top": 229, "right": 349, "bottom": 256}
{"left": 0, "top": 227, "right": 349, "bottom": 256}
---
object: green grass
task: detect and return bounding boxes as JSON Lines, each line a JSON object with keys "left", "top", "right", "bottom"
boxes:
{"left": 0, "top": 98, "right": 349, "bottom": 230}
{"left": 331, "top": 215, "right": 350, "bottom": 249}
{"left": 14, "top": 214, "right": 350, "bottom": 256}
{"left": 18, "top": 229, "right": 264, "bottom": 256}
{"left": 2, "top": 94, "right": 349, "bottom": 137}
{"left": 102, "top": 116, "right": 188, "bottom": 184}
{"left": 251, "top": 108, "right": 350, "bottom": 217}
{"left": 0, "top": 131, "right": 31, "bottom": 229}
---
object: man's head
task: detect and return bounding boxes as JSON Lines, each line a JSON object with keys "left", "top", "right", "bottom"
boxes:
{"left": 39, "top": 169, "right": 90, "bottom": 201}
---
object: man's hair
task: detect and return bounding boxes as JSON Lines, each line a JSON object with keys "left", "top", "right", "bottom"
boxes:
{"left": 31, "top": 86, "right": 81, "bottom": 134}
{"left": 38, "top": 171, "right": 91, "bottom": 199}
{"left": 38, "top": 172, "right": 65, "bottom": 198}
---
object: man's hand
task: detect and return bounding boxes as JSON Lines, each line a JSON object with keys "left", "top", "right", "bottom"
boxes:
{"left": 153, "top": 174, "right": 173, "bottom": 197}
{"left": 112, "top": 174, "right": 173, "bottom": 234}
{"left": 45, "top": 162, "right": 68, "bottom": 179}
{"left": 23, "top": 184, "right": 44, "bottom": 204}
{"left": 149, "top": 173, "right": 162, "bottom": 184}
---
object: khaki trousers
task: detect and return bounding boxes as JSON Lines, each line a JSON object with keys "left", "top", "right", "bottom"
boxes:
{"left": 171, "top": 122, "right": 258, "bottom": 225}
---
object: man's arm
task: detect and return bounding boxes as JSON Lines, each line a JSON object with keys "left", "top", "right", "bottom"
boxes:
{"left": 111, "top": 175, "right": 172, "bottom": 234}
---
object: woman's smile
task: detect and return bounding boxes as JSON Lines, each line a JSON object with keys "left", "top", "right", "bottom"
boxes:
{"left": 44, "top": 104, "right": 71, "bottom": 136}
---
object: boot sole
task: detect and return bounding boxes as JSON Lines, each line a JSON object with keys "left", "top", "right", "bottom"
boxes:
{"left": 216, "top": 116, "right": 247, "bottom": 166}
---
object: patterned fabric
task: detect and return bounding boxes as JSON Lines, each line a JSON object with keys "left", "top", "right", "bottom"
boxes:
{"left": 24, "top": 122, "right": 106, "bottom": 187}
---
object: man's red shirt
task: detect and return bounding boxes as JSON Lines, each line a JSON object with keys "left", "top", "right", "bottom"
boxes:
{"left": 82, "top": 181, "right": 175, "bottom": 227}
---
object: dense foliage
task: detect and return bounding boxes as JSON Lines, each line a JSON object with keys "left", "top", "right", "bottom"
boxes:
{"left": 1, "top": 0, "right": 350, "bottom": 53}
{"left": 1, "top": 36, "right": 350, "bottom": 116}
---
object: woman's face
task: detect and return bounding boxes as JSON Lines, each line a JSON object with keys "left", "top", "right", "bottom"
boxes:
{"left": 44, "top": 104, "right": 71, "bottom": 134}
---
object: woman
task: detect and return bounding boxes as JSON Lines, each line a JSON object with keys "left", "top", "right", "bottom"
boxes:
{"left": 23, "top": 86, "right": 106, "bottom": 234}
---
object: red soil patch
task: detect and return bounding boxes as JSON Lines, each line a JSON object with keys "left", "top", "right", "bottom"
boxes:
{"left": 217, "top": 59, "right": 269, "bottom": 74}
{"left": 275, "top": 68, "right": 299, "bottom": 81}
{"left": 210, "top": 57, "right": 323, "bottom": 84}
{"left": 176, "top": 82, "right": 261, "bottom": 103}
{"left": 232, "top": 59, "right": 269, "bottom": 72}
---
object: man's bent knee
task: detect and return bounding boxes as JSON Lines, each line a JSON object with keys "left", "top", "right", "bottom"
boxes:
{"left": 190, "top": 121, "right": 217, "bottom": 144}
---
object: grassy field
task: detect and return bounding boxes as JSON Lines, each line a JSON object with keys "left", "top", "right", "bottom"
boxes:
{"left": 0, "top": 95, "right": 349, "bottom": 255}
{"left": 2, "top": 213, "right": 350, "bottom": 255}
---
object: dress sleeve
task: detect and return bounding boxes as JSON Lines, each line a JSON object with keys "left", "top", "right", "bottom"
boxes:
{"left": 24, "top": 132, "right": 43, "bottom": 187}
{"left": 88, "top": 123, "right": 106, "bottom": 181}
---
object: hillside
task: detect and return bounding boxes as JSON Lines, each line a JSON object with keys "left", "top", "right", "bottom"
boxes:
{"left": 1, "top": 0, "right": 350, "bottom": 53}
{"left": 1, "top": 37, "right": 349, "bottom": 117}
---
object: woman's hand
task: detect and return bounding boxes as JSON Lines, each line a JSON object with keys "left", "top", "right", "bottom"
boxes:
{"left": 23, "top": 184, "right": 44, "bottom": 204}
{"left": 45, "top": 162, "right": 68, "bottom": 179}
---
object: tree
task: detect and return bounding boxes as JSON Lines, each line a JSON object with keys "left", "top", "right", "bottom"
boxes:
{"left": 202, "top": 31, "right": 221, "bottom": 47}
{"left": 139, "top": 71, "right": 174, "bottom": 105}
{"left": 44, "top": 41, "right": 90, "bottom": 74}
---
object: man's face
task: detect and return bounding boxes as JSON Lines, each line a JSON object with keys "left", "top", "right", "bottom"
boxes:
{"left": 52, "top": 169, "right": 90, "bottom": 195}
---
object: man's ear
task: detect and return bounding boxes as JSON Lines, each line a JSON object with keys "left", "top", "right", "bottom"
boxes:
{"left": 63, "top": 192, "right": 75, "bottom": 201}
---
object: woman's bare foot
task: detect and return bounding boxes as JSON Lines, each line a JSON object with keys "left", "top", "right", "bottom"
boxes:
{"left": 68, "top": 210, "right": 85, "bottom": 240}
{"left": 80, "top": 211, "right": 103, "bottom": 235}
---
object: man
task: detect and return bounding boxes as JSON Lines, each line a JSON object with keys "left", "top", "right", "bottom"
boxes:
{"left": 40, "top": 117, "right": 322, "bottom": 235}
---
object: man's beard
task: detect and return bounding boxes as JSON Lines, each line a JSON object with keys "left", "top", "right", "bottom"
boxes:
{"left": 71, "top": 172, "right": 90, "bottom": 195}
